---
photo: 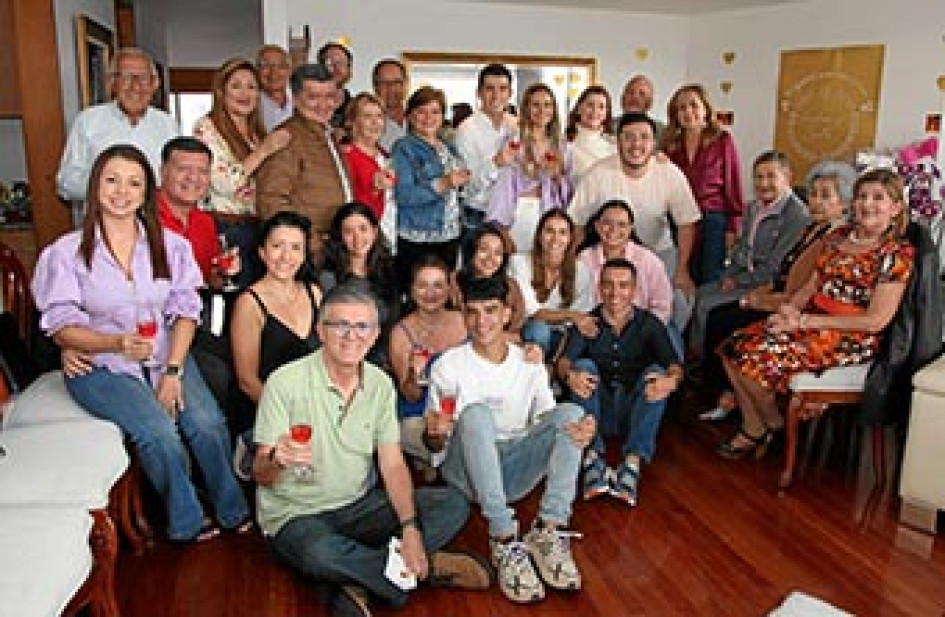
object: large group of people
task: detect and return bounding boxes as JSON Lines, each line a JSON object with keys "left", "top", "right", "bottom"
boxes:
{"left": 30, "top": 39, "right": 930, "bottom": 617}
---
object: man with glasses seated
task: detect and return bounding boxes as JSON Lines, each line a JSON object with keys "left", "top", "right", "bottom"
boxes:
{"left": 253, "top": 282, "right": 491, "bottom": 617}
{"left": 57, "top": 47, "right": 179, "bottom": 202}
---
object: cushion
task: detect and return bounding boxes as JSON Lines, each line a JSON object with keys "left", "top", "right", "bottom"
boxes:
{"left": 912, "top": 354, "right": 945, "bottom": 396}
{"left": 3, "top": 371, "right": 96, "bottom": 430}
{"left": 0, "top": 421, "right": 128, "bottom": 509}
{"left": 769, "top": 590, "right": 853, "bottom": 616}
{"left": 788, "top": 364, "right": 870, "bottom": 393}
{"left": 0, "top": 506, "right": 93, "bottom": 617}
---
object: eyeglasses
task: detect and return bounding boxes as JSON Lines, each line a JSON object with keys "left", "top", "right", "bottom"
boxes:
{"left": 375, "top": 79, "right": 405, "bottom": 87}
{"left": 113, "top": 72, "right": 154, "bottom": 87}
{"left": 324, "top": 58, "right": 350, "bottom": 69}
{"left": 258, "top": 62, "right": 290, "bottom": 70}
{"left": 321, "top": 320, "right": 377, "bottom": 338}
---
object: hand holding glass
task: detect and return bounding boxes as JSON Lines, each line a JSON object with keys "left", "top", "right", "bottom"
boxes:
{"left": 212, "top": 234, "right": 239, "bottom": 292}
{"left": 412, "top": 347, "right": 431, "bottom": 386}
{"left": 135, "top": 303, "right": 160, "bottom": 367}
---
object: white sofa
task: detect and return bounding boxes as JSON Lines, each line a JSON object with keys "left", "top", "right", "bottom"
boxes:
{"left": 899, "top": 354, "right": 945, "bottom": 533}
{"left": 0, "top": 371, "right": 128, "bottom": 617}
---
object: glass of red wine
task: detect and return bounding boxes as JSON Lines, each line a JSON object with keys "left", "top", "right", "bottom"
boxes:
{"left": 135, "top": 302, "right": 160, "bottom": 367}
{"left": 212, "top": 234, "right": 239, "bottom": 292}
{"left": 439, "top": 390, "right": 457, "bottom": 419}
{"left": 413, "top": 346, "right": 431, "bottom": 387}
{"left": 289, "top": 422, "right": 315, "bottom": 483}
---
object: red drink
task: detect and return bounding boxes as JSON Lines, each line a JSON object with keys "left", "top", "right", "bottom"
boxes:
{"left": 290, "top": 424, "right": 312, "bottom": 443}
{"left": 439, "top": 396, "right": 456, "bottom": 418}
{"left": 508, "top": 138, "right": 521, "bottom": 151}
{"left": 136, "top": 320, "right": 157, "bottom": 339}
{"left": 215, "top": 254, "right": 236, "bottom": 271}
{"left": 544, "top": 150, "right": 557, "bottom": 163}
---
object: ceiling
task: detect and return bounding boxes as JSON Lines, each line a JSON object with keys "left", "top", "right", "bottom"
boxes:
{"left": 447, "top": 0, "right": 799, "bottom": 14}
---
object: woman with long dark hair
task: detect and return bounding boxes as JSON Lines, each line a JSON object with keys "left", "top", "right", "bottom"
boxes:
{"left": 32, "top": 145, "right": 249, "bottom": 541}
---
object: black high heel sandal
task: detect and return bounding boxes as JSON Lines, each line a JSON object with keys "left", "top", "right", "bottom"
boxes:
{"left": 716, "top": 428, "right": 772, "bottom": 460}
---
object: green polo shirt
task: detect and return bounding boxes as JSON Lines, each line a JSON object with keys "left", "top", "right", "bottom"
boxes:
{"left": 254, "top": 349, "right": 400, "bottom": 536}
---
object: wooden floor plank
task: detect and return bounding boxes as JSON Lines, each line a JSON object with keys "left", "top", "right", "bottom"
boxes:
{"left": 114, "top": 411, "right": 945, "bottom": 616}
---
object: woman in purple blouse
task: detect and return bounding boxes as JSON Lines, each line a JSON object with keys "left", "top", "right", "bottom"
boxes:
{"left": 486, "top": 82, "right": 573, "bottom": 254}
{"left": 664, "top": 84, "right": 745, "bottom": 285}
{"left": 32, "top": 145, "right": 249, "bottom": 542}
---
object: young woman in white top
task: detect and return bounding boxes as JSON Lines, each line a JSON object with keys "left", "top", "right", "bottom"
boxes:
{"left": 565, "top": 85, "right": 616, "bottom": 185}
{"left": 511, "top": 209, "right": 596, "bottom": 361}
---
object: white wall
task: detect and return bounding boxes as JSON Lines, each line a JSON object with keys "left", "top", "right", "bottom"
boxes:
{"left": 261, "top": 0, "right": 691, "bottom": 118}
{"left": 687, "top": 0, "right": 945, "bottom": 183}
{"left": 0, "top": 119, "right": 27, "bottom": 182}
{"left": 165, "top": 0, "right": 262, "bottom": 67}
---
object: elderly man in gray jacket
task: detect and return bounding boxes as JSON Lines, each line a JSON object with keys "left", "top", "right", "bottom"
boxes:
{"left": 688, "top": 150, "right": 809, "bottom": 360}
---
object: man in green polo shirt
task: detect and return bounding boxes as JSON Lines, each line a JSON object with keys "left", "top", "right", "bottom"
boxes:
{"left": 253, "top": 283, "right": 490, "bottom": 616}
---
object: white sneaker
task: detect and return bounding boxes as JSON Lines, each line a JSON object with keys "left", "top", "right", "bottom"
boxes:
{"left": 490, "top": 537, "right": 545, "bottom": 603}
{"left": 699, "top": 405, "right": 731, "bottom": 421}
{"left": 523, "top": 523, "right": 582, "bottom": 591}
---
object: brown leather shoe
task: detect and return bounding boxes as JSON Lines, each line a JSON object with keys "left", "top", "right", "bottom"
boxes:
{"left": 428, "top": 550, "right": 494, "bottom": 590}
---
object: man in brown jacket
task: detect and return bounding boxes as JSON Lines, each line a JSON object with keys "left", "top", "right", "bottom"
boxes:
{"left": 256, "top": 63, "right": 352, "bottom": 261}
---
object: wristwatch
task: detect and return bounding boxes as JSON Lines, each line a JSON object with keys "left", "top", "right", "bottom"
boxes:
{"left": 164, "top": 364, "right": 183, "bottom": 378}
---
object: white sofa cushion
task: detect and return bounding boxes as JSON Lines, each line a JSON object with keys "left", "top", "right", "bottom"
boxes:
{"left": 912, "top": 354, "right": 945, "bottom": 396}
{"left": 788, "top": 364, "right": 870, "bottom": 393}
{"left": 0, "top": 506, "right": 93, "bottom": 617}
{"left": 3, "top": 371, "right": 96, "bottom": 429}
{"left": 0, "top": 421, "right": 128, "bottom": 509}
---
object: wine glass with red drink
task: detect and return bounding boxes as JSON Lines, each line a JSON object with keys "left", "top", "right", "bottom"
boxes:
{"left": 289, "top": 422, "right": 315, "bottom": 482}
{"left": 135, "top": 302, "right": 160, "bottom": 367}
{"left": 212, "top": 234, "right": 239, "bottom": 292}
{"left": 413, "top": 346, "right": 431, "bottom": 387}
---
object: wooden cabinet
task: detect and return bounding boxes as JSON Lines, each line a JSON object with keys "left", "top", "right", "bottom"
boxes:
{"left": 0, "top": 228, "right": 36, "bottom": 275}
{"left": 0, "top": 0, "right": 21, "bottom": 117}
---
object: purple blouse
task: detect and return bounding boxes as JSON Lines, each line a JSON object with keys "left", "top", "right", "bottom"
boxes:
{"left": 486, "top": 143, "right": 574, "bottom": 227}
{"left": 32, "top": 224, "right": 204, "bottom": 380}
{"left": 667, "top": 130, "right": 744, "bottom": 233}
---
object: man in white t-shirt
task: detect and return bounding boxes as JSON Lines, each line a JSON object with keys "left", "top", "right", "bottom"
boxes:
{"left": 425, "top": 276, "right": 595, "bottom": 605}
{"left": 569, "top": 112, "right": 701, "bottom": 300}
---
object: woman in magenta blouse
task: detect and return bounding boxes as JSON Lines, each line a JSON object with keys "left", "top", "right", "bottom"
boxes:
{"left": 664, "top": 84, "right": 744, "bottom": 285}
{"left": 32, "top": 145, "right": 249, "bottom": 542}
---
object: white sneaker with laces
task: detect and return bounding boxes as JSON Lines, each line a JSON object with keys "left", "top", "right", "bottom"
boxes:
{"left": 490, "top": 537, "right": 545, "bottom": 603}
{"left": 523, "top": 523, "right": 582, "bottom": 591}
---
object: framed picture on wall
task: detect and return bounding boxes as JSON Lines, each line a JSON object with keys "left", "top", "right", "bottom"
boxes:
{"left": 76, "top": 15, "right": 115, "bottom": 109}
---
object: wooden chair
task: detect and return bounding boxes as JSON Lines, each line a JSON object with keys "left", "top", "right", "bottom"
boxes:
{"left": 779, "top": 364, "right": 883, "bottom": 488}
{"left": 0, "top": 241, "right": 32, "bottom": 346}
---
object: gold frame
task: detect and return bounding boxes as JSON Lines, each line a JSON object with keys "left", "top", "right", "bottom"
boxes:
{"left": 401, "top": 51, "right": 598, "bottom": 86}
{"left": 75, "top": 14, "right": 115, "bottom": 109}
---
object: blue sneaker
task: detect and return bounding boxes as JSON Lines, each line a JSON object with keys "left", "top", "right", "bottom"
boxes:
{"left": 581, "top": 456, "right": 610, "bottom": 501}
{"left": 611, "top": 462, "right": 639, "bottom": 506}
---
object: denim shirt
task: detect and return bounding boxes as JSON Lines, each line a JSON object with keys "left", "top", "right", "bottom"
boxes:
{"left": 391, "top": 133, "right": 462, "bottom": 237}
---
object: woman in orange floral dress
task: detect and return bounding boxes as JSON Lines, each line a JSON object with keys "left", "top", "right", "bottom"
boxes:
{"left": 717, "top": 168, "right": 915, "bottom": 459}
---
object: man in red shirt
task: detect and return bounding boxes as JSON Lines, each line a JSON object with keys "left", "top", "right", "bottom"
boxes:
{"left": 157, "top": 137, "right": 236, "bottom": 287}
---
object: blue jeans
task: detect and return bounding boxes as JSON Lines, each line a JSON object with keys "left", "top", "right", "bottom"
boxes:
{"left": 697, "top": 210, "right": 728, "bottom": 285}
{"left": 568, "top": 359, "right": 667, "bottom": 462}
{"left": 66, "top": 355, "right": 249, "bottom": 540}
{"left": 441, "top": 402, "right": 584, "bottom": 538}
{"left": 520, "top": 319, "right": 564, "bottom": 362}
{"left": 267, "top": 486, "right": 469, "bottom": 607}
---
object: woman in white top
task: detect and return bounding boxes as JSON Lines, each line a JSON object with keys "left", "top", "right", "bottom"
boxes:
{"left": 565, "top": 85, "right": 616, "bottom": 185}
{"left": 511, "top": 209, "right": 596, "bottom": 361}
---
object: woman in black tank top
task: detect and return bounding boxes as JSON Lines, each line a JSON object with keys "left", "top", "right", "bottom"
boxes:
{"left": 229, "top": 212, "right": 322, "bottom": 463}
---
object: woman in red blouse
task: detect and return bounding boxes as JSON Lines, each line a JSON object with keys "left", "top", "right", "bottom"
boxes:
{"left": 664, "top": 84, "right": 744, "bottom": 285}
{"left": 342, "top": 93, "right": 397, "bottom": 249}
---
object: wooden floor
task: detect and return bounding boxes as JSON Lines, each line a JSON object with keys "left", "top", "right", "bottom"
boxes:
{"left": 112, "top": 399, "right": 945, "bottom": 616}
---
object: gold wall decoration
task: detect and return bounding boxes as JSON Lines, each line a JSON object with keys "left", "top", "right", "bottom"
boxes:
{"left": 336, "top": 35, "right": 351, "bottom": 47}
{"left": 722, "top": 51, "right": 736, "bottom": 64}
{"left": 720, "top": 80, "right": 733, "bottom": 94}
{"left": 634, "top": 48, "right": 649, "bottom": 62}
{"left": 774, "top": 44, "right": 884, "bottom": 181}
{"left": 937, "top": 75, "right": 945, "bottom": 92}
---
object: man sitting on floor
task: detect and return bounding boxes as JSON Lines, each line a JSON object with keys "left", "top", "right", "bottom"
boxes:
{"left": 253, "top": 283, "right": 490, "bottom": 617}
{"left": 557, "top": 258, "right": 682, "bottom": 507}
{"left": 425, "top": 276, "right": 595, "bottom": 605}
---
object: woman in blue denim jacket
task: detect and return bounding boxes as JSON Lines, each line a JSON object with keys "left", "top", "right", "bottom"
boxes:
{"left": 391, "top": 86, "right": 470, "bottom": 280}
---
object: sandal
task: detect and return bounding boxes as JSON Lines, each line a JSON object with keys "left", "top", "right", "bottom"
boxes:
{"left": 699, "top": 391, "right": 737, "bottom": 421}
{"left": 716, "top": 428, "right": 772, "bottom": 461}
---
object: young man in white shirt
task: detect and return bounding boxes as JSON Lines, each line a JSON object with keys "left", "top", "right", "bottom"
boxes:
{"left": 425, "top": 276, "right": 596, "bottom": 605}
{"left": 454, "top": 64, "right": 519, "bottom": 241}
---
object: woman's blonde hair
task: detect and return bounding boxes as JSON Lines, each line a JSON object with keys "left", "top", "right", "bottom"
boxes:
{"left": 663, "top": 83, "right": 722, "bottom": 151}
{"left": 852, "top": 168, "right": 909, "bottom": 237}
